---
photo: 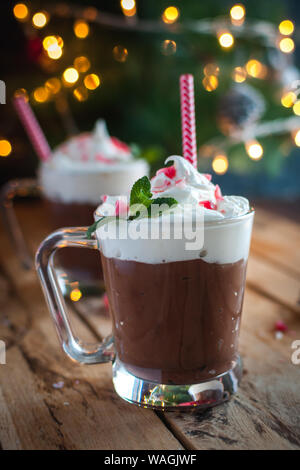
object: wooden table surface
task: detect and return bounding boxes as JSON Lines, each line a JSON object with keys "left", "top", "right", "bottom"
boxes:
{"left": 0, "top": 202, "right": 299, "bottom": 450}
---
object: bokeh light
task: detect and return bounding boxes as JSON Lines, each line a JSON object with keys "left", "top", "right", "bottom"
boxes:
{"left": 45, "top": 78, "right": 61, "bottom": 94}
{"left": 63, "top": 68, "right": 79, "bottom": 84}
{"left": 70, "top": 288, "right": 82, "bottom": 302}
{"left": 13, "top": 3, "right": 29, "bottom": 21}
{"left": 33, "top": 87, "right": 50, "bottom": 103}
{"left": 55, "top": 36, "right": 64, "bottom": 48}
{"left": 121, "top": 0, "right": 136, "bottom": 16}
{"left": 204, "top": 63, "right": 220, "bottom": 76}
{"left": 14, "top": 88, "right": 29, "bottom": 102}
{"left": 121, "top": 0, "right": 135, "bottom": 9}
{"left": 43, "top": 35, "right": 63, "bottom": 50}
{"left": 281, "top": 91, "right": 296, "bottom": 108}
{"left": 279, "top": 20, "right": 294, "bottom": 36}
{"left": 212, "top": 154, "right": 228, "bottom": 174}
{"left": 246, "top": 140, "right": 263, "bottom": 160}
{"left": 47, "top": 45, "right": 62, "bottom": 60}
{"left": 32, "top": 11, "right": 48, "bottom": 28}
{"left": 162, "top": 40, "right": 177, "bottom": 56}
{"left": 162, "top": 6, "right": 180, "bottom": 24}
{"left": 84, "top": 74, "right": 100, "bottom": 90}
{"left": 73, "top": 86, "right": 89, "bottom": 102}
{"left": 230, "top": 4, "right": 245, "bottom": 21}
{"left": 218, "top": 32, "right": 234, "bottom": 49}
{"left": 294, "top": 130, "right": 300, "bottom": 147}
{"left": 43, "top": 36, "right": 57, "bottom": 50}
{"left": 232, "top": 66, "right": 247, "bottom": 83}
{"left": 83, "top": 7, "right": 98, "bottom": 21}
{"left": 0, "top": 140, "right": 12, "bottom": 157}
{"left": 202, "top": 75, "right": 218, "bottom": 92}
{"left": 112, "top": 45, "right": 128, "bottom": 62}
{"left": 74, "top": 56, "right": 91, "bottom": 72}
{"left": 293, "top": 101, "right": 300, "bottom": 116}
{"left": 246, "top": 60, "right": 267, "bottom": 79}
{"left": 73, "top": 20, "right": 90, "bottom": 38}
{"left": 279, "top": 37, "right": 295, "bottom": 54}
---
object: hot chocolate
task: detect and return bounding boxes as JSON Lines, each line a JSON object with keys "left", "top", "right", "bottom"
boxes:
{"left": 44, "top": 199, "right": 101, "bottom": 280}
{"left": 96, "top": 155, "right": 253, "bottom": 385}
{"left": 102, "top": 256, "right": 246, "bottom": 384}
{"left": 35, "top": 154, "right": 254, "bottom": 409}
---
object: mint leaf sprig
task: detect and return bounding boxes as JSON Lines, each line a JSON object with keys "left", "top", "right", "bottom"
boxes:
{"left": 86, "top": 176, "right": 178, "bottom": 239}
{"left": 129, "top": 176, "right": 177, "bottom": 219}
{"left": 86, "top": 216, "right": 116, "bottom": 239}
{"left": 130, "top": 176, "right": 152, "bottom": 207}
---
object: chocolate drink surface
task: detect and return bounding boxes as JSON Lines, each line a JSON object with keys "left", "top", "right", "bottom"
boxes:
{"left": 44, "top": 198, "right": 101, "bottom": 280}
{"left": 102, "top": 255, "right": 247, "bottom": 384}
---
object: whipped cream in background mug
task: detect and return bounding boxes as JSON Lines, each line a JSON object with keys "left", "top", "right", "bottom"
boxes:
{"left": 39, "top": 120, "right": 149, "bottom": 204}
{"left": 1, "top": 119, "right": 149, "bottom": 278}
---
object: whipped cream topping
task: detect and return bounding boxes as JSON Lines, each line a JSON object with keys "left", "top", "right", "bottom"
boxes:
{"left": 96, "top": 155, "right": 253, "bottom": 264}
{"left": 50, "top": 120, "right": 133, "bottom": 173}
{"left": 150, "top": 156, "right": 249, "bottom": 221}
{"left": 97, "top": 155, "right": 249, "bottom": 221}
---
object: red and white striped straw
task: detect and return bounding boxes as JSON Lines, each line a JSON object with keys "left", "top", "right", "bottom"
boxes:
{"left": 13, "top": 96, "right": 51, "bottom": 162}
{"left": 179, "top": 74, "right": 197, "bottom": 168}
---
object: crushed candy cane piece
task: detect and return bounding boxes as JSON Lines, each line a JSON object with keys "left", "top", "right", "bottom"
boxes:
{"left": 156, "top": 165, "right": 176, "bottom": 180}
{"left": 275, "top": 320, "right": 288, "bottom": 332}
{"left": 214, "top": 184, "right": 224, "bottom": 201}
{"left": 151, "top": 179, "right": 171, "bottom": 193}
{"left": 199, "top": 200, "right": 217, "bottom": 210}
{"left": 275, "top": 331, "right": 283, "bottom": 340}
{"left": 52, "top": 381, "right": 64, "bottom": 389}
{"left": 115, "top": 198, "right": 128, "bottom": 217}
{"left": 204, "top": 174, "right": 212, "bottom": 182}
{"left": 110, "top": 137, "right": 130, "bottom": 153}
{"left": 95, "top": 154, "right": 115, "bottom": 164}
{"left": 103, "top": 293, "right": 109, "bottom": 311}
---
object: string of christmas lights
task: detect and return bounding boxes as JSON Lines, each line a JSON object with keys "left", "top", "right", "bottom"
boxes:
{"left": 6, "top": 1, "right": 300, "bottom": 176}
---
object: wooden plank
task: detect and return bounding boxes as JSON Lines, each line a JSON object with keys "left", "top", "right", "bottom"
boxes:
{"left": 71, "top": 296, "right": 112, "bottom": 340}
{"left": 254, "top": 208, "right": 300, "bottom": 241}
{"left": 160, "top": 289, "right": 300, "bottom": 450}
{"left": 0, "top": 229, "right": 183, "bottom": 450}
{"left": 72, "top": 278, "right": 300, "bottom": 450}
{"left": 252, "top": 209, "right": 300, "bottom": 277}
{"left": 0, "top": 346, "right": 74, "bottom": 450}
{"left": 0, "top": 269, "right": 30, "bottom": 348}
{"left": 1, "top": 201, "right": 300, "bottom": 449}
{"left": 247, "top": 255, "right": 300, "bottom": 315}
{"left": 0, "top": 285, "right": 183, "bottom": 449}
{"left": 0, "top": 386, "right": 22, "bottom": 450}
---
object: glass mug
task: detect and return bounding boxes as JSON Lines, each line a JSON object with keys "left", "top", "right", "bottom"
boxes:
{"left": 36, "top": 209, "right": 254, "bottom": 410}
{"left": 1, "top": 156, "right": 148, "bottom": 291}
{"left": 1, "top": 156, "right": 149, "bottom": 284}
{"left": 0, "top": 178, "right": 102, "bottom": 288}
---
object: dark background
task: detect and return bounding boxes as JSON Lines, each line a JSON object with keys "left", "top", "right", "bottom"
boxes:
{"left": 0, "top": 1, "right": 299, "bottom": 210}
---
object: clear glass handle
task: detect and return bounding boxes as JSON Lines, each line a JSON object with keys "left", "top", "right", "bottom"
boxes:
{"left": 0, "top": 178, "right": 41, "bottom": 269}
{"left": 35, "top": 227, "right": 114, "bottom": 364}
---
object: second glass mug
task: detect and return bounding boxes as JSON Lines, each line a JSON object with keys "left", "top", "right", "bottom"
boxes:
{"left": 0, "top": 158, "right": 148, "bottom": 291}
{"left": 0, "top": 177, "right": 102, "bottom": 290}
{"left": 36, "top": 209, "right": 254, "bottom": 409}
